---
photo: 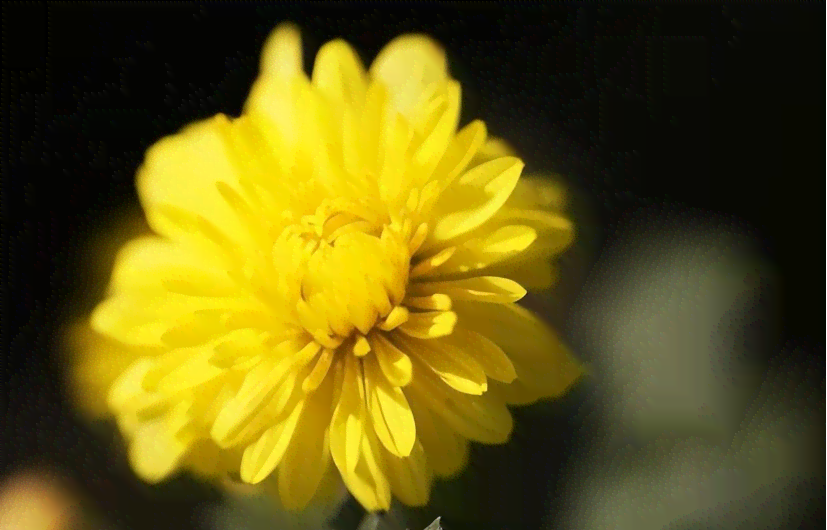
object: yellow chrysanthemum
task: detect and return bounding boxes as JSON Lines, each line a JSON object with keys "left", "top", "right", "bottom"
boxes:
{"left": 69, "top": 24, "right": 582, "bottom": 511}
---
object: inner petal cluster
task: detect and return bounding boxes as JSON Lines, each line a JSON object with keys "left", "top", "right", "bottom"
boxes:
{"left": 287, "top": 221, "right": 411, "bottom": 348}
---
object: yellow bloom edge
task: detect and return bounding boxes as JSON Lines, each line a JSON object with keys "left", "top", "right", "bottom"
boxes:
{"left": 64, "top": 23, "right": 584, "bottom": 512}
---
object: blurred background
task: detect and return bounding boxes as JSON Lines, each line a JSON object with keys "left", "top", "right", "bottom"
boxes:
{"left": 2, "top": 3, "right": 823, "bottom": 530}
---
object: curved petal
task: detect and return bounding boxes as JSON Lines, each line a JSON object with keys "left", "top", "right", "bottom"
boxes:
{"left": 364, "top": 356, "right": 416, "bottom": 457}
{"left": 108, "top": 236, "right": 235, "bottom": 296}
{"left": 428, "top": 120, "right": 487, "bottom": 196}
{"left": 505, "top": 174, "right": 569, "bottom": 213}
{"left": 487, "top": 378, "right": 544, "bottom": 406}
{"left": 369, "top": 34, "right": 448, "bottom": 121}
{"left": 210, "top": 347, "right": 308, "bottom": 448}
{"left": 407, "top": 356, "right": 512, "bottom": 444}
{"left": 370, "top": 332, "right": 413, "bottom": 387}
{"left": 394, "top": 333, "right": 487, "bottom": 395}
{"left": 409, "top": 276, "right": 526, "bottom": 304}
{"left": 408, "top": 81, "right": 462, "bottom": 186}
{"left": 128, "top": 416, "right": 193, "bottom": 483}
{"left": 259, "top": 23, "right": 304, "bottom": 79}
{"left": 335, "top": 427, "right": 391, "bottom": 512}
{"left": 329, "top": 356, "right": 365, "bottom": 476}
{"left": 453, "top": 300, "right": 584, "bottom": 401}
{"left": 240, "top": 399, "right": 304, "bottom": 484}
{"left": 483, "top": 247, "right": 562, "bottom": 291}
{"left": 107, "top": 357, "right": 165, "bottom": 417}
{"left": 407, "top": 395, "right": 469, "bottom": 477}
{"left": 136, "top": 115, "right": 257, "bottom": 255}
{"left": 312, "top": 39, "right": 368, "bottom": 108}
{"left": 90, "top": 293, "right": 259, "bottom": 349}
{"left": 382, "top": 439, "right": 432, "bottom": 507}
{"left": 446, "top": 328, "right": 516, "bottom": 383}
{"left": 469, "top": 136, "right": 517, "bottom": 168}
{"left": 278, "top": 375, "right": 336, "bottom": 509}
{"left": 244, "top": 24, "right": 308, "bottom": 166}
{"left": 396, "top": 310, "right": 457, "bottom": 339}
{"left": 430, "top": 225, "right": 538, "bottom": 277}
{"left": 489, "top": 208, "right": 575, "bottom": 257}
{"left": 426, "top": 157, "right": 524, "bottom": 249}
{"left": 65, "top": 322, "right": 152, "bottom": 418}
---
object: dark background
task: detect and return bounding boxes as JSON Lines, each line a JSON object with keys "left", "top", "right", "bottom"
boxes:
{"left": 2, "top": 3, "right": 824, "bottom": 530}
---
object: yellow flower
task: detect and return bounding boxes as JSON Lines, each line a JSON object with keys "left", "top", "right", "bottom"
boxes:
{"left": 71, "top": 24, "right": 583, "bottom": 511}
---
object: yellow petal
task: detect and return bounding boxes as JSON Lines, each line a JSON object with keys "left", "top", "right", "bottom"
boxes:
{"left": 378, "top": 111, "right": 414, "bottom": 207}
{"left": 150, "top": 203, "right": 244, "bottom": 263}
{"left": 154, "top": 353, "right": 224, "bottom": 396}
{"left": 410, "top": 81, "right": 461, "bottom": 184}
{"left": 228, "top": 117, "right": 294, "bottom": 199}
{"left": 159, "top": 310, "right": 225, "bottom": 348}
{"left": 430, "top": 120, "right": 487, "bottom": 194}
{"left": 491, "top": 208, "right": 575, "bottom": 256}
{"left": 407, "top": 358, "right": 512, "bottom": 444}
{"left": 89, "top": 296, "right": 175, "bottom": 348}
{"left": 470, "top": 136, "right": 517, "bottom": 166}
{"left": 410, "top": 276, "right": 526, "bottom": 304}
{"left": 312, "top": 39, "right": 368, "bottom": 107}
{"left": 341, "top": 433, "right": 391, "bottom": 512}
{"left": 240, "top": 399, "right": 304, "bottom": 484}
{"left": 377, "top": 306, "right": 409, "bottom": 331}
{"left": 395, "top": 333, "right": 487, "bottom": 395}
{"left": 215, "top": 385, "right": 295, "bottom": 450}
{"left": 184, "top": 374, "right": 230, "bottom": 424}
{"left": 404, "top": 293, "right": 452, "bottom": 312}
{"left": 409, "top": 247, "right": 456, "bottom": 278}
{"left": 428, "top": 157, "right": 524, "bottom": 247}
{"left": 359, "top": 80, "right": 389, "bottom": 178}
{"left": 487, "top": 379, "right": 544, "bottom": 406}
{"left": 209, "top": 328, "right": 269, "bottom": 369}
{"left": 407, "top": 396, "right": 469, "bottom": 477}
{"left": 370, "top": 332, "right": 413, "bottom": 387}
{"left": 109, "top": 236, "right": 233, "bottom": 296}
{"left": 370, "top": 34, "right": 448, "bottom": 121}
{"left": 129, "top": 418, "right": 192, "bottom": 483}
{"left": 210, "top": 351, "right": 304, "bottom": 447}
{"left": 221, "top": 309, "right": 284, "bottom": 333}
{"left": 507, "top": 173, "right": 567, "bottom": 209}
{"left": 486, "top": 257, "right": 560, "bottom": 291}
{"left": 364, "top": 356, "right": 416, "bottom": 457}
{"left": 244, "top": 66, "right": 308, "bottom": 165}
{"left": 397, "top": 310, "right": 457, "bottom": 339}
{"left": 107, "top": 358, "right": 165, "bottom": 417}
{"left": 433, "top": 225, "right": 538, "bottom": 276}
{"left": 259, "top": 23, "right": 304, "bottom": 79}
{"left": 300, "top": 89, "right": 352, "bottom": 196}
{"left": 64, "top": 322, "right": 149, "bottom": 419}
{"left": 476, "top": 224, "right": 539, "bottom": 255}
{"left": 91, "top": 293, "right": 255, "bottom": 349}
{"left": 446, "top": 328, "right": 516, "bottom": 383}
{"left": 214, "top": 180, "right": 270, "bottom": 249}
{"left": 136, "top": 115, "right": 255, "bottom": 254}
{"left": 383, "top": 439, "right": 432, "bottom": 507}
{"left": 352, "top": 334, "right": 372, "bottom": 357}
{"left": 302, "top": 348, "right": 335, "bottom": 393}
{"left": 244, "top": 25, "right": 310, "bottom": 175}
{"left": 278, "top": 375, "right": 336, "bottom": 509}
{"left": 329, "top": 356, "right": 365, "bottom": 476}
{"left": 453, "top": 301, "right": 584, "bottom": 401}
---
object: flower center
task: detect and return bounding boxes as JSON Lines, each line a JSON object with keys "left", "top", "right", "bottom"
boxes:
{"left": 272, "top": 200, "right": 412, "bottom": 350}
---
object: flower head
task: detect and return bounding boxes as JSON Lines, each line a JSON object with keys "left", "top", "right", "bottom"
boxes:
{"left": 70, "top": 24, "right": 582, "bottom": 511}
